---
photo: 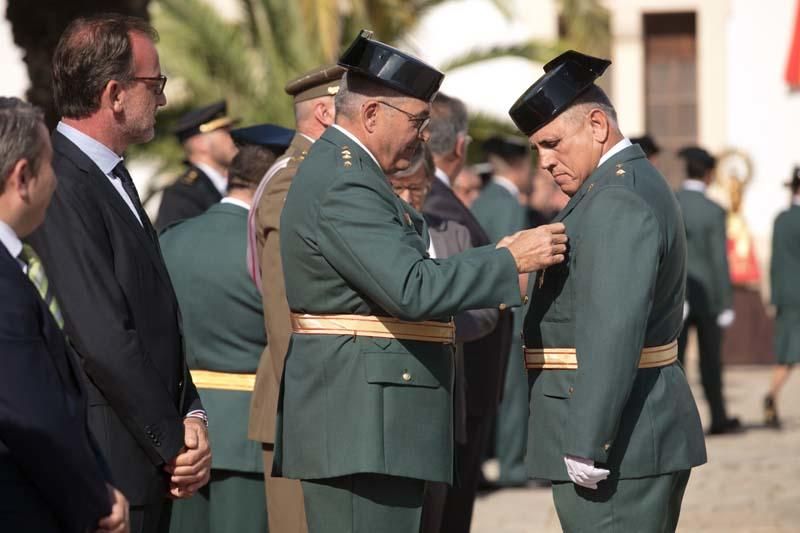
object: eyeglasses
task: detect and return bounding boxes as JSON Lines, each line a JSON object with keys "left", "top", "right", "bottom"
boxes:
{"left": 131, "top": 74, "right": 168, "bottom": 95}
{"left": 377, "top": 100, "right": 431, "bottom": 135}
{"left": 391, "top": 183, "right": 431, "bottom": 197}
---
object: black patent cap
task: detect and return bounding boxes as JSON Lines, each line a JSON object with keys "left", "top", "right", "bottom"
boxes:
{"left": 678, "top": 146, "right": 716, "bottom": 169}
{"left": 509, "top": 50, "right": 611, "bottom": 136}
{"left": 338, "top": 30, "right": 444, "bottom": 102}
{"left": 230, "top": 124, "right": 295, "bottom": 150}
{"left": 630, "top": 134, "right": 660, "bottom": 157}
{"left": 173, "top": 100, "right": 239, "bottom": 143}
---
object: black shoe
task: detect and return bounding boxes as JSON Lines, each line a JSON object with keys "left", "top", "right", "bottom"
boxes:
{"left": 764, "top": 395, "right": 782, "bottom": 429}
{"left": 707, "top": 417, "right": 744, "bottom": 435}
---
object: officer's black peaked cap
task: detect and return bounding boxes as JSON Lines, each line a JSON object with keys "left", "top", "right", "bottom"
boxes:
{"left": 338, "top": 30, "right": 444, "bottom": 102}
{"left": 509, "top": 50, "right": 611, "bottom": 136}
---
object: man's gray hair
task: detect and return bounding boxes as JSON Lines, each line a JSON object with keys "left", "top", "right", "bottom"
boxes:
{"left": 0, "top": 97, "right": 45, "bottom": 194}
{"left": 334, "top": 71, "right": 408, "bottom": 121}
{"left": 566, "top": 84, "right": 618, "bottom": 126}
{"left": 427, "top": 93, "right": 468, "bottom": 156}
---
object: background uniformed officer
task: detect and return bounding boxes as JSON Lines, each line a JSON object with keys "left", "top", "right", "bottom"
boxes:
{"left": 155, "top": 100, "right": 239, "bottom": 230}
{"left": 763, "top": 167, "right": 800, "bottom": 428}
{"left": 160, "top": 124, "right": 293, "bottom": 533}
{"left": 675, "top": 146, "right": 742, "bottom": 435}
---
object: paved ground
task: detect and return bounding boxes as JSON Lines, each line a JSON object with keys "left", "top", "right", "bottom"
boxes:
{"left": 471, "top": 364, "right": 800, "bottom": 532}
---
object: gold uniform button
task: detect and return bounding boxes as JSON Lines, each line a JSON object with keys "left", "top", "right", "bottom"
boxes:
{"left": 499, "top": 303, "right": 508, "bottom": 311}
{"left": 568, "top": 386, "right": 574, "bottom": 394}
{"left": 402, "top": 371, "right": 412, "bottom": 382}
{"left": 523, "top": 295, "right": 530, "bottom": 304}
{"left": 603, "top": 443, "right": 611, "bottom": 451}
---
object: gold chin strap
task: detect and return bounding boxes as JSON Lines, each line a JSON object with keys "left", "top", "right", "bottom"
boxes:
{"left": 291, "top": 313, "right": 455, "bottom": 344}
{"left": 524, "top": 340, "right": 678, "bottom": 370}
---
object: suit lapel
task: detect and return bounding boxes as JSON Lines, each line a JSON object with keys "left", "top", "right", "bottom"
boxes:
{"left": 52, "top": 132, "right": 174, "bottom": 291}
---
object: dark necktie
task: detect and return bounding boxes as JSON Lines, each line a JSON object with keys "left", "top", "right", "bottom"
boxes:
{"left": 112, "top": 162, "right": 158, "bottom": 244}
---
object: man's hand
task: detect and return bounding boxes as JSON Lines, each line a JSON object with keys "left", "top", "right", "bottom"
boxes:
{"left": 164, "top": 417, "right": 211, "bottom": 498}
{"left": 498, "top": 223, "right": 568, "bottom": 273}
{"left": 95, "top": 484, "right": 129, "bottom": 533}
{"left": 563, "top": 455, "right": 610, "bottom": 490}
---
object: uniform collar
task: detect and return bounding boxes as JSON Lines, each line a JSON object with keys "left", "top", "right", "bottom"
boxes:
{"left": 332, "top": 124, "right": 381, "bottom": 169}
{"left": 683, "top": 179, "right": 707, "bottom": 193}
{"left": 493, "top": 175, "right": 519, "bottom": 198}
{"left": 597, "top": 138, "right": 632, "bottom": 168}
{"left": 56, "top": 121, "right": 123, "bottom": 175}
{"left": 220, "top": 196, "right": 251, "bottom": 210}
{"left": 193, "top": 162, "right": 228, "bottom": 195}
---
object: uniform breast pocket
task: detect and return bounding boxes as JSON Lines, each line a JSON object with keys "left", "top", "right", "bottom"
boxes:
{"left": 537, "top": 262, "right": 573, "bottom": 323}
{"left": 360, "top": 337, "right": 449, "bottom": 389}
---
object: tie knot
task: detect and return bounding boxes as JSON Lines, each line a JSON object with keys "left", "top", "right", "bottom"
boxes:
{"left": 113, "top": 162, "right": 133, "bottom": 183}
{"left": 19, "top": 243, "right": 39, "bottom": 266}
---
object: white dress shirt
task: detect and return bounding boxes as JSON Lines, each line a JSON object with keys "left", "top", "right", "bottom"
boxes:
{"left": 56, "top": 122, "right": 142, "bottom": 226}
{"left": 0, "top": 219, "right": 25, "bottom": 272}
{"left": 434, "top": 167, "right": 451, "bottom": 188}
{"left": 597, "top": 138, "right": 633, "bottom": 168}
{"left": 493, "top": 175, "right": 520, "bottom": 198}
{"left": 220, "top": 197, "right": 250, "bottom": 210}
{"left": 682, "top": 179, "right": 707, "bottom": 193}
{"left": 194, "top": 162, "right": 228, "bottom": 196}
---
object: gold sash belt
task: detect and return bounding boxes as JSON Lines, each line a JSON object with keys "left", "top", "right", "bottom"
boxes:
{"left": 524, "top": 340, "right": 678, "bottom": 370}
{"left": 290, "top": 313, "right": 455, "bottom": 344}
{"left": 190, "top": 370, "right": 256, "bottom": 392}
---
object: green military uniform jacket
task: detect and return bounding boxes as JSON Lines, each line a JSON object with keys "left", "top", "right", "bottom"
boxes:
{"left": 771, "top": 204, "right": 800, "bottom": 308}
{"left": 275, "top": 126, "right": 522, "bottom": 484}
{"left": 160, "top": 202, "right": 265, "bottom": 473}
{"left": 675, "top": 185, "right": 733, "bottom": 317}
{"left": 770, "top": 203, "right": 800, "bottom": 363}
{"left": 471, "top": 179, "right": 528, "bottom": 243}
{"left": 524, "top": 144, "right": 707, "bottom": 481}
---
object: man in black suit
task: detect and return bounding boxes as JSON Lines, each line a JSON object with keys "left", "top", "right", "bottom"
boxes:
{"left": 0, "top": 97, "right": 128, "bottom": 532}
{"left": 28, "top": 15, "right": 211, "bottom": 533}
{"left": 422, "top": 92, "right": 512, "bottom": 533}
{"left": 155, "top": 101, "right": 239, "bottom": 230}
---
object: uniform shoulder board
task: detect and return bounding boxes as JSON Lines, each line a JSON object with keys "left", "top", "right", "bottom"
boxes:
{"left": 181, "top": 168, "right": 200, "bottom": 184}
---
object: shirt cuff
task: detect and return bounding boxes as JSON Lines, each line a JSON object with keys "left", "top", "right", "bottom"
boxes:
{"left": 185, "top": 409, "right": 208, "bottom": 427}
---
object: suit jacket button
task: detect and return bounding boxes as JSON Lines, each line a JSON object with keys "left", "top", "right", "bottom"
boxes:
{"left": 178, "top": 380, "right": 183, "bottom": 388}
{"left": 499, "top": 303, "right": 508, "bottom": 311}
{"left": 401, "top": 371, "right": 412, "bottom": 382}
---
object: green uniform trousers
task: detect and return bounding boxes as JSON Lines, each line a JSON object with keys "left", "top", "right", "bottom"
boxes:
{"left": 495, "top": 309, "right": 529, "bottom": 485}
{"left": 301, "top": 474, "right": 426, "bottom": 533}
{"left": 552, "top": 470, "right": 691, "bottom": 533}
{"left": 168, "top": 470, "right": 268, "bottom": 533}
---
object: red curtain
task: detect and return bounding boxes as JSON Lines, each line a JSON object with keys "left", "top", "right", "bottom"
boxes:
{"left": 786, "top": 0, "right": 800, "bottom": 87}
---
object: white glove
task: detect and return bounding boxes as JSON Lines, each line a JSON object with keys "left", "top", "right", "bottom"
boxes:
{"left": 717, "top": 309, "right": 735, "bottom": 328}
{"left": 563, "top": 455, "right": 610, "bottom": 490}
{"left": 682, "top": 301, "right": 690, "bottom": 321}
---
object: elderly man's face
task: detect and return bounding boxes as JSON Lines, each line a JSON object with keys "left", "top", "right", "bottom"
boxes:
{"left": 389, "top": 164, "right": 431, "bottom": 212}
{"left": 530, "top": 109, "right": 599, "bottom": 197}
{"left": 374, "top": 97, "right": 431, "bottom": 174}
